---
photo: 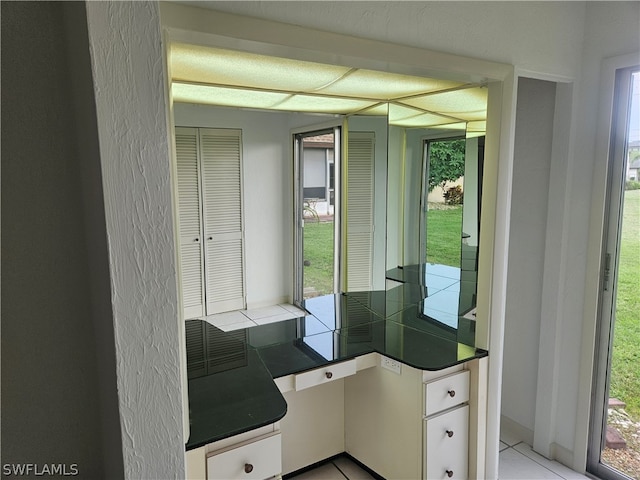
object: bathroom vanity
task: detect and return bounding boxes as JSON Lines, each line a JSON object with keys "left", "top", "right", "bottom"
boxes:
{"left": 184, "top": 289, "right": 488, "bottom": 479}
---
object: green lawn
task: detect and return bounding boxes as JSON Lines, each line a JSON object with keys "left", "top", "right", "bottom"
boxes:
{"left": 610, "top": 189, "right": 640, "bottom": 419}
{"left": 426, "top": 205, "right": 463, "bottom": 267}
{"left": 303, "top": 221, "right": 335, "bottom": 297}
{"left": 302, "top": 206, "right": 464, "bottom": 297}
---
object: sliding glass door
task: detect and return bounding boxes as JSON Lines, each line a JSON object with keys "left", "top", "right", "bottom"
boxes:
{"left": 588, "top": 67, "right": 640, "bottom": 480}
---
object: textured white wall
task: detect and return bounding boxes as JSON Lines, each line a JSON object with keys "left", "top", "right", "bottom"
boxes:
{"left": 85, "top": 2, "right": 185, "bottom": 478}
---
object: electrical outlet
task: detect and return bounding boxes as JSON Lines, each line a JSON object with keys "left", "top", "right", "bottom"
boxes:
{"left": 380, "top": 355, "right": 402, "bottom": 374}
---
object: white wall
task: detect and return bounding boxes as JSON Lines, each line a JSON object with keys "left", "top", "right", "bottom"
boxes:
{"left": 501, "top": 78, "right": 557, "bottom": 440}
{"left": 463, "top": 138, "right": 479, "bottom": 248}
{"left": 1, "top": 2, "right": 113, "bottom": 476}
{"left": 387, "top": 126, "right": 405, "bottom": 269}
{"left": 403, "top": 128, "right": 429, "bottom": 265}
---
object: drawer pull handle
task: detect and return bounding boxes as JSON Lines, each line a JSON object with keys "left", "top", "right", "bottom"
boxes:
{"left": 244, "top": 463, "right": 254, "bottom": 474}
{"left": 446, "top": 470, "right": 454, "bottom": 478}
{"left": 447, "top": 389, "right": 456, "bottom": 398}
{"left": 325, "top": 371, "right": 333, "bottom": 379}
{"left": 446, "top": 430, "right": 454, "bottom": 438}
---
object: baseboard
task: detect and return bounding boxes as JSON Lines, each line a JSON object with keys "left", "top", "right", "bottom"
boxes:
{"left": 550, "top": 442, "right": 575, "bottom": 470}
{"left": 500, "top": 414, "right": 534, "bottom": 446}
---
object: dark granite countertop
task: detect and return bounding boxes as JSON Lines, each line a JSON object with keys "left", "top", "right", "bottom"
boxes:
{"left": 185, "top": 289, "right": 487, "bottom": 450}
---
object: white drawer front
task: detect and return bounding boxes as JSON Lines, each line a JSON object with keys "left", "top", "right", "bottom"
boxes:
{"left": 207, "top": 433, "right": 281, "bottom": 480}
{"left": 294, "top": 359, "right": 357, "bottom": 391}
{"left": 424, "top": 370, "right": 469, "bottom": 416}
{"left": 424, "top": 405, "right": 469, "bottom": 480}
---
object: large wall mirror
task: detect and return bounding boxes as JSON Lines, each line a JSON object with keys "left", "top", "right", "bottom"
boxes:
{"left": 168, "top": 40, "right": 488, "bottom": 347}
{"left": 385, "top": 101, "right": 487, "bottom": 346}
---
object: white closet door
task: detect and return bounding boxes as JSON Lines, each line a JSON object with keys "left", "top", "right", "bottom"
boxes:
{"left": 346, "top": 131, "right": 374, "bottom": 291}
{"left": 175, "top": 127, "right": 205, "bottom": 319}
{"left": 199, "top": 128, "right": 246, "bottom": 314}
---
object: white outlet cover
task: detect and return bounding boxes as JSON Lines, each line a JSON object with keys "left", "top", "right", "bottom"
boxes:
{"left": 381, "top": 356, "right": 402, "bottom": 374}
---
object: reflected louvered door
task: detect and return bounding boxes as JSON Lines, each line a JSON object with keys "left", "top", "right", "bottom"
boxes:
{"left": 200, "top": 129, "right": 246, "bottom": 314}
{"left": 175, "top": 127, "right": 205, "bottom": 319}
{"left": 185, "top": 320, "right": 206, "bottom": 379}
{"left": 346, "top": 131, "right": 374, "bottom": 291}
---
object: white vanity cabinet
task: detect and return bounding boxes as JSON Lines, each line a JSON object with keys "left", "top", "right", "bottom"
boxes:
{"left": 187, "top": 354, "right": 486, "bottom": 480}
{"left": 186, "top": 425, "right": 282, "bottom": 480}
{"left": 345, "top": 358, "right": 485, "bottom": 480}
{"left": 423, "top": 371, "right": 470, "bottom": 479}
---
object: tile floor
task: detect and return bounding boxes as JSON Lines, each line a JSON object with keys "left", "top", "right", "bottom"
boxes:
{"left": 286, "top": 442, "right": 593, "bottom": 480}
{"left": 498, "top": 439, "right": 591, "bottom": 479}
{"left": 288, "top": 456, "right": 376, "bottom": 480}
{"left": 200, "top": 304, "right": 307, "bottom": 332}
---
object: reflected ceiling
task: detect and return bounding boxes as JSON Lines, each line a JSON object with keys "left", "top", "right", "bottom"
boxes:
{"left": 170, "top": 43, "right": 487, "bottom": 131}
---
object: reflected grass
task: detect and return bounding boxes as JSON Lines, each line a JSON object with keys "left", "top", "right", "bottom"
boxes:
{"left": 426, "top": 204, "right": 463, "bottom": 267}
{"left": 303, "top": 221, "right": 334, "bottom": 297}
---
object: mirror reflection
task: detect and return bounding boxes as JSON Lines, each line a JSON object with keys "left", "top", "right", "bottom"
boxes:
{"left": 169, "top": 42, "right": 488, "bottom": 347}
{"left": 343, "top": 112, "right": 389, "bottom": 293}
{"left": 386, "top": 104, "right": 485, "bottom": 346}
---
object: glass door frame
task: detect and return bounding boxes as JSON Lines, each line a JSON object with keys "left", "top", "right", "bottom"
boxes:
{"left": 293, "top": 125, "right": 342, "bottom": 307}
{"left": 587, "top": 65, "right": 639, "bottom": 480}
{"left": 419, "top": 134, "right": 467, "bottom": 267}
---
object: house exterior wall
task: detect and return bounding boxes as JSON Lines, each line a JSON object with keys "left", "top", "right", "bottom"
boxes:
{"left": 303, "top": 149, "right": 328, "bottom": 194}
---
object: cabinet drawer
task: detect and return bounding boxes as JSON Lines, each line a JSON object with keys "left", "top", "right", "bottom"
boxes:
{"left": 424, "top": 405, "right": 469, "bottom": 480}
{"left": 294, "top": 359, "right": 356, "bottom": 391}
{"left": 207, "top": 433, "right": 281, "bottom": 480}
{"left": 424, "top": 370, "right": 469, "bottom": 416}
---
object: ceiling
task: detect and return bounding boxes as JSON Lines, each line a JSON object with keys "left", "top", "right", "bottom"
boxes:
{"left": 170, "top": 42, "right": 487, "bottom": 133}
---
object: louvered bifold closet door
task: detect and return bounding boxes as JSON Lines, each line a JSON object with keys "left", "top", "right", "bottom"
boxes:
{"left": 175, "top": 127, "right": 205, "bottom": 319}
{"left": 199, "top": 129, "right": 246, "bottom": 314}
{"left": 346, "top": 131, "right": 375, "bottom": 291}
